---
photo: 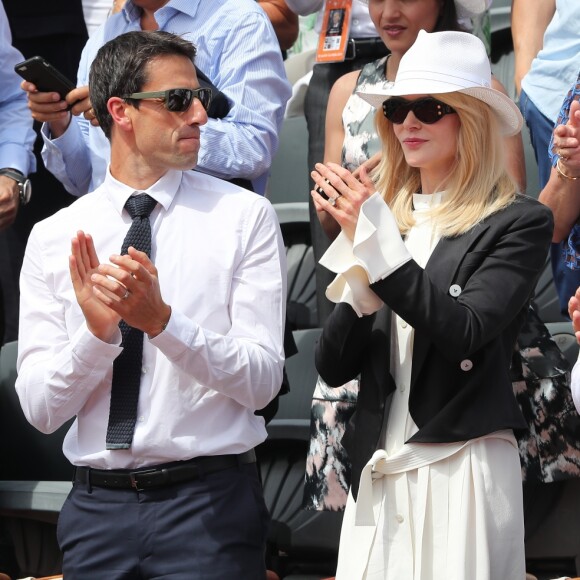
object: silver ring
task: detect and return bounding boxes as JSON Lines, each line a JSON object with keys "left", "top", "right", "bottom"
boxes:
{"left": 122, "top": 289, "right": 130, "bottom": 300}
{"left": 329, "top": 196, "right": 338, "bottom": 207}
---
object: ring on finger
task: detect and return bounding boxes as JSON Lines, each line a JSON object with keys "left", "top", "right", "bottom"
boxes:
{"left": 329, "top": 196, "right": 339, "bottom": 207}
{"left": 122, "top": 288, "right": 130, "bottom": 300}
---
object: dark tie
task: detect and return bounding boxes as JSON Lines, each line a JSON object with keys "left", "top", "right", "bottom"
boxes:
{"left": 106, "top": 194, "right": 158, "bottom": 450}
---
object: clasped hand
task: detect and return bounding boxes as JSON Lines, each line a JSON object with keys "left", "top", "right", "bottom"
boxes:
{"left": 311, "top": 161, "right": 376, "bottom": 241}
{"left": 69, "top": 231, "right": 170, "bottom": 342}
{"left": 554, "top": 100, "right": 580, "bottom": 178}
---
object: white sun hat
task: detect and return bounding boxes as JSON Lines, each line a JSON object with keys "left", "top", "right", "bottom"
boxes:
{"left": 356, "top": 29, "right": 523, "bottom": 136}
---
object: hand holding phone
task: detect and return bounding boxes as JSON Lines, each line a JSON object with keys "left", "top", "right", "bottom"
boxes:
{"left": 15, "top": 56, "right": 76, "bottom": 100}
{"left": 16, "top": 57, "right": 95, "bottom": 135}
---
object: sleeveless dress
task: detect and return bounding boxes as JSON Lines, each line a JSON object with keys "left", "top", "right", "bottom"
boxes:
{"left": 303, "top": 58, "right": 391, "bottom": 511}
{"left": 341, "top": 56, "right": 391, "bottom": 173}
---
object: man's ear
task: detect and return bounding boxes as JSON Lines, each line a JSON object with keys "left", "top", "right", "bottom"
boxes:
{"left": 108, "top": 96, "right": 133, "bottom": 132}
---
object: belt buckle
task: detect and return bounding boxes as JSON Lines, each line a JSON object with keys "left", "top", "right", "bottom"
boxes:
{"left": 130, "top": 468, "right": 157, "bottom": 492}
{"left": 345, "top": 38, "right": 356, "bottom": 61}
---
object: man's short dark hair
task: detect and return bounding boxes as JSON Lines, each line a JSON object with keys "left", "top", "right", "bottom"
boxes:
{"left": 89, "top": 30, "right": 197, "bottom": 139}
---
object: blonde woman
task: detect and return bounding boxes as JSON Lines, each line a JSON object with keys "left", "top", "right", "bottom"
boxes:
{"left": 312, "top": 30, "right": 553, "bottom": 579}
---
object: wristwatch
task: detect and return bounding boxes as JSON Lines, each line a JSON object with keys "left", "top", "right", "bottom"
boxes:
{"left": 0, "top": 168, "right": 32, "bottom": 205}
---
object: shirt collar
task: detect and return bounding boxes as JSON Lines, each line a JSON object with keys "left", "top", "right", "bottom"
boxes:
{"left": 104, "top": 167, "right": 182, "bottom": 216}
{"left": 124, "top": 0, "right": 201, "bottom": 25}
{"left": 412, "top": 191, "right": 447, "bottom": 211}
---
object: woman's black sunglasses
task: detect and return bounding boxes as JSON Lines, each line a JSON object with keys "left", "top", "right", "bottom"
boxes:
{"left": 122, "top": 87, "right": 213, "bottom": 112}
{"left": 382, "top": 97, "right": 456, "bottom": 125}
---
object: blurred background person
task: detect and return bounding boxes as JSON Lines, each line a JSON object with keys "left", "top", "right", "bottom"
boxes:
{"left": 0, "top": 0, "right": 38, "bottom": 345}
{"left": 22, "top": 0, "right": 291, "bottom": 197}
{"left": 258, "top": 0, "right": 300, "bottom": 58}
{"left": 1, "top": 0, "right": 87, "bottom": 344}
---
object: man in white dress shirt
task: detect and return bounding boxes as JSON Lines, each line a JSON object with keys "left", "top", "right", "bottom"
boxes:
{"left": 16, "top": 30, "right": 286, "bottom": 579}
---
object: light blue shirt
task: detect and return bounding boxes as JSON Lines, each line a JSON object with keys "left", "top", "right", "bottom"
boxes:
{"left": 521, "top": 0, "right": 580, "bottom": 123}
{"left": 0, "top": 2, "right": 36, "bottom": 175}
{"left": 41, "top": 0, "right": 291, "bottom": 196}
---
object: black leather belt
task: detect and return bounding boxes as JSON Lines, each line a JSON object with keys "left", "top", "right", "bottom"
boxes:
{"left": 74, "top": 449, "right": 256, "bottom": 491}
{"left": 345, "top": 37, "right": 390, "bottom": 61}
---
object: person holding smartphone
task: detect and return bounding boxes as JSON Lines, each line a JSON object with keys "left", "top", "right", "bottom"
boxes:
{"left": 21, "top": 0, "right": 291, "bottom": 197}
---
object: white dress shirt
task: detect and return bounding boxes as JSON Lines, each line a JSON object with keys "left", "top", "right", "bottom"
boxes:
{"left": 16, "top": 169, "right": 286, "bottom": 469}
{"left": 40, "top": 0, "right": 291, "bottom": 196}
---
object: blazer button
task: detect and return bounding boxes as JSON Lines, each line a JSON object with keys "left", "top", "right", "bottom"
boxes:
{"left": 460, "top": 359, "right": 473, "bottom": 371}
{"left": 449, "top": 284, "right": 462, "bottom": 297}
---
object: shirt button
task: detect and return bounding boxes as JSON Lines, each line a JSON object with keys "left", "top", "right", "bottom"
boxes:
{"left": 138, "top": 416, "right": 145, "bottom": 422}
{"left": 400, "top": 385, "right": 406, "bottom": 392}
{"left": 141, "top": 367, "right": 147, "bottom": 374}
{"left": 400, "top": 320, "right": 408, "bottom": 328}
{"left": 353, "top": 18, "right": 359, "bottom": 25}
{"left": 449, "top": 284, "right": 462, "bottom": 297}
{"left": 396, "top": 514, "right": 404, "bottom": 523}
{"left": 460, "top": 359, "right": 473, "bottom": 371}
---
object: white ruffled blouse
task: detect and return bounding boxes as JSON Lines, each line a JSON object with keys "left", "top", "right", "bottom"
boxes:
{"left": 320, "top": 192, "right": 524, "bottom": 580}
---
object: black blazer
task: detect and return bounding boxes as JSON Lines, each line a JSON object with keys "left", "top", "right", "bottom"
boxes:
{"left": 315, "top": 195, "right": 554, "bottom": 499}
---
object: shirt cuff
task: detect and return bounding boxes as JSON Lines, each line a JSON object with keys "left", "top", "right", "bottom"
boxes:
{"left": 319, "top": 192, "right": 411, "bottom": 317}
{"left": 149, "top": 308, "right": 197, "bottom": 360}
{"left": 0, "top": 143, "right": 36, "bottom": 175}
{"left": 41, "top": 120, "right": 89, "bottom": 196}
{"left": 69, "top": 322, "right": 122, "bottom": 367}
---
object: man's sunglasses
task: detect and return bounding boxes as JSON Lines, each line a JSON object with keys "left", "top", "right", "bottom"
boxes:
{"left": 122, "top": 87, "right": 213, "bottom": 112}
{"left": 382, "top": 97, "right": 456, "bottom": 125}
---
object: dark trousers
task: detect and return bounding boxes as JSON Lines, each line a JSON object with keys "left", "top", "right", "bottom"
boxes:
{"left": 58, "top": 463, "right": 270, "bottom": 579}
{"left": 305, "top": 57, "right": 383, "bottom": 326}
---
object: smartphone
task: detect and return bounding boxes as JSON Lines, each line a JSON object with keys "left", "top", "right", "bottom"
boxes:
{"left": 14, "top": 56, "right": 76, "bottom": 100}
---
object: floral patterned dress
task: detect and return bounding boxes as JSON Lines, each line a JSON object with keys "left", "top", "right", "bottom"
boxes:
{"left": 341, "top": 56, "right": 391, "bottom": 173}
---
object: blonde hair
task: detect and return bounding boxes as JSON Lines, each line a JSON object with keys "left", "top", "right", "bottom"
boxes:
{"left": 372, "top": 92, "right": 517, "bottom": 238}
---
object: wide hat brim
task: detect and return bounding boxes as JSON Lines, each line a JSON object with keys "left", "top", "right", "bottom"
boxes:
{"left": 357, "top": 81, "right": 522, "bottom": 137}
{"left": 356, "top": 29, "right": 523, "bottom": 136}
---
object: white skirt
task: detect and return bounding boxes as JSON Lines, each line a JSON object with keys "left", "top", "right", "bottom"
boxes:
{"left": 335, "top": 434, "right": 525, "bottom": 580}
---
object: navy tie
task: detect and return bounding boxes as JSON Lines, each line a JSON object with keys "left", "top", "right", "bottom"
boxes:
{"left": 106, "top": 194, "right": 158, "bottom": 450}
